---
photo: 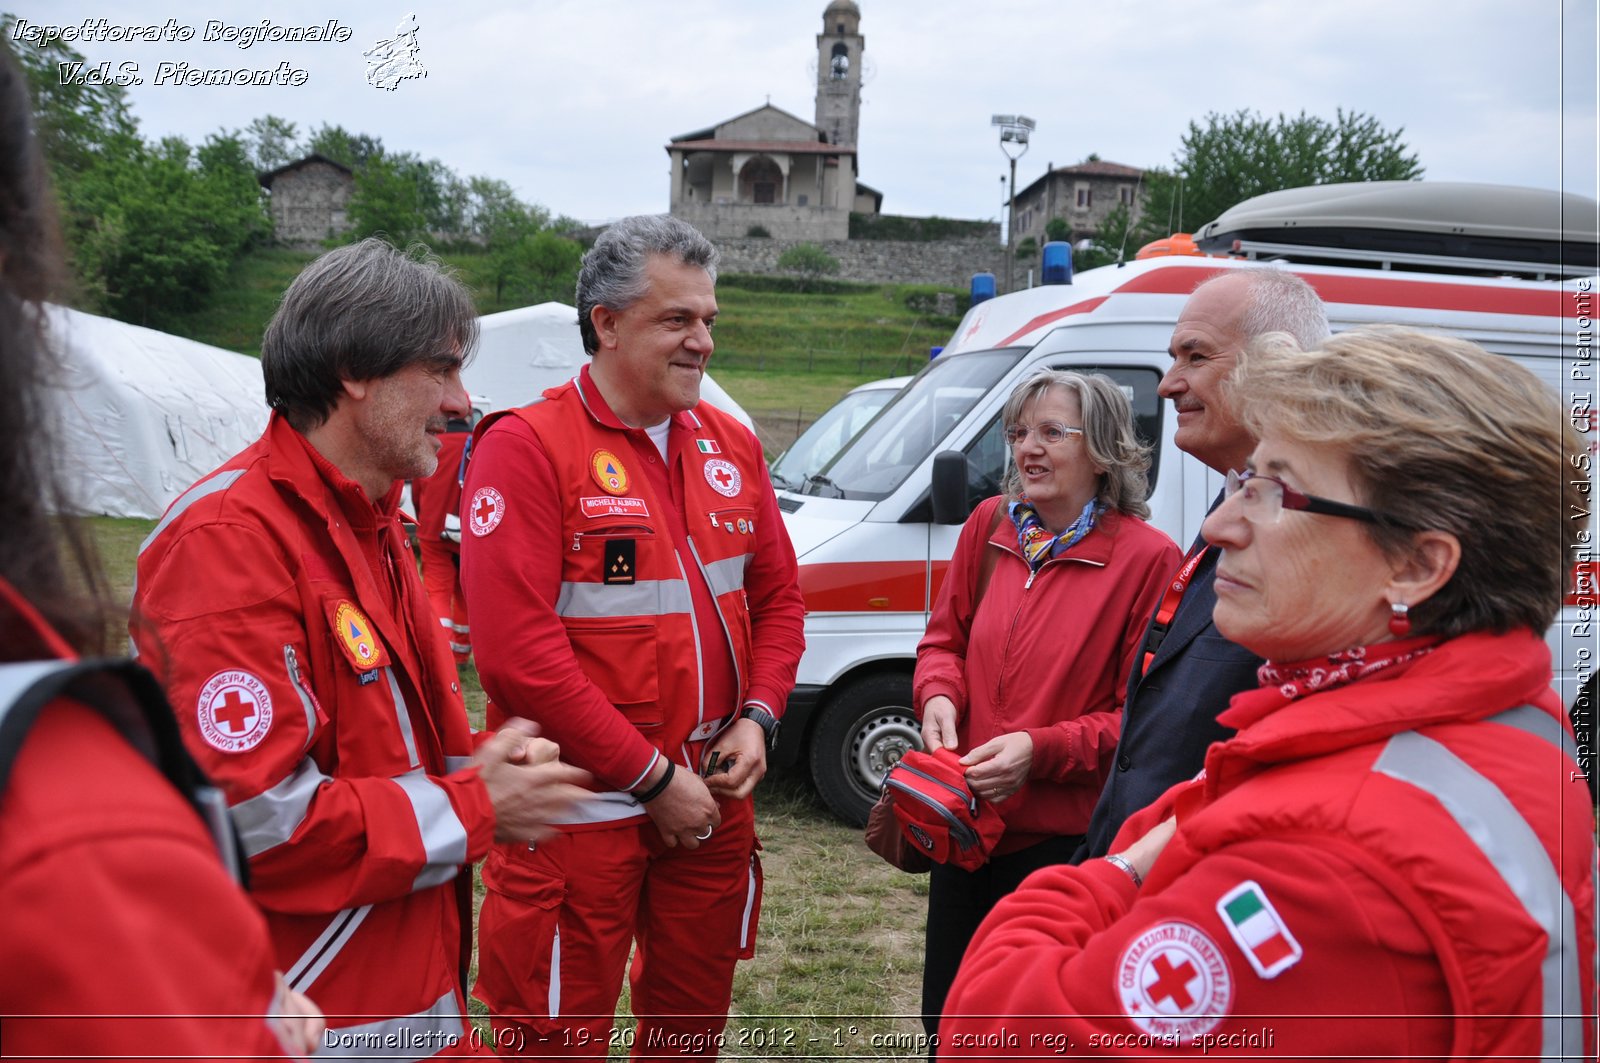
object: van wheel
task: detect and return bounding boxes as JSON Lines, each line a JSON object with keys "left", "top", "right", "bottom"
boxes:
{"left": 809, "top": 674, "right": 923, "bottom": 826}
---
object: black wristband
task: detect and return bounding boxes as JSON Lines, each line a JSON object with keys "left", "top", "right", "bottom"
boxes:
{"left": 632, "top": 760, "right": 675, "bottom": 803}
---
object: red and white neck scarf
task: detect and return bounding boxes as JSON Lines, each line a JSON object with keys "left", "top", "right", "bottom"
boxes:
{"left": 1257, "top": 634, "right": 1442, "bottom": 702}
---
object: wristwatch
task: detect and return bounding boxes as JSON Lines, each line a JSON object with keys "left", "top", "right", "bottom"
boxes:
{"left": 739, "top": 704, "right": 780, "bottom": 750}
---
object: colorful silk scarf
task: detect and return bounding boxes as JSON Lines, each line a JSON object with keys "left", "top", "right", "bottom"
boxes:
{"left": 1007, "top": 497, "right": 1103, "bottom": 571}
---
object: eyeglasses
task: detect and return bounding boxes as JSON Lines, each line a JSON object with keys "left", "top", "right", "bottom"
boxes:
{"left": 1225, "top": 469, "right": 1404, "bottom": 526}
{"left": 1004, "top": 421, "right": 1083, "bottom": 446}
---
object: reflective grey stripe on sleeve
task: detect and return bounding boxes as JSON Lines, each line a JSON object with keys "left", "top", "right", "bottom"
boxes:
{"left": 231, "top": 757, "right": 331, "bottom": 857}
{"left": 285, "top": 904, "right": 373, "bottom": 991}
{"left": 393, "top": 771, "right": 468, "bottom": 891}
{"left": 385, "top": 667, "right": 421, "bottom": 769}
{"left": 443, "top": 755, "right": 473, "bottom": 774}
{"left": 1373, "top": 728, "right": 1585, "bottom": 1060}
{"left": 1488, "top": 703, "right": 1581, "bottom": 765}
{"left": 701, "top": 553, "right": 748, "bottom": 598}
{"left": 318, "top": 988, "right": 465, "bottom": 1060}
{"left": 138, "top": 468, "right": 247, "bottom": 554}
{"left": 555, "top": 577, "right": 693, "bottom": 619}
{"left": 281, "top": 644, "right": 318, "bottom": 751}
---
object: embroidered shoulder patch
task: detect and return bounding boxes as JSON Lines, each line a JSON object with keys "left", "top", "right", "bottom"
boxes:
{"left": 591, "top": 449, "right": 629, "bottom": 495}
{"left": 332, "top": 601, "right": 389, "bottom": 672}
{"left": 704, "top": 458, "right": 741, "bottom": 497}
{"left": 197, "top": 669, "right": 274, "bottom": 753}
{"left": 1217, "top": 880, "right": 1303, "bottom": 979}
{"left": 696, "top": 439, "right": 721, "bottom": 454}
{"left": 1116, "top": 920, "right": 1233, "bottom": 1039}
{"left": 469, "top": 486, "right": 505, "bottom": 536}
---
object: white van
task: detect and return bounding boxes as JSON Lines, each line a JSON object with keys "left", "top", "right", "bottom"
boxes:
{"left": 771, "top": 184, "right": 1597, "bottom": 824}
{"left": 769, "top": 375, "right": 912, "bottom": 493}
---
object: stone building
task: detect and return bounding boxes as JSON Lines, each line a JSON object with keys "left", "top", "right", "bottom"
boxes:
{"left": 667, "top": 1, "right": 879, "bottom": 241}
{"left": 259, "top": 154, "right": 354, "bottom": 248}
{"left": 1010, "top": 159, "right": 1146, "bottom": 248}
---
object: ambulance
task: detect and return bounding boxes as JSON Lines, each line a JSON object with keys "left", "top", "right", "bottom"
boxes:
{"left": 770, "top": 181, "right": 1598, "bottom": 825}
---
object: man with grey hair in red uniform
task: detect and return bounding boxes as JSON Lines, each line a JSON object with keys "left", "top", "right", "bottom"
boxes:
{"left": 464, "top": 214, "right": 806, "bottom": 1058}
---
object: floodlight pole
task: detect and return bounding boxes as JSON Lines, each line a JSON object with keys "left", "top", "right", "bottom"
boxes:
{"left": 991, "top": 114, "right": 1035, "bottom": 294}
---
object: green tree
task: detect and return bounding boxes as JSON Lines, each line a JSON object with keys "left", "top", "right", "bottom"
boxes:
{"left": 1135, "top": 108, "right": 1423, "bottom": 243}
{"left": 68, "top": 134, "right": 266, "bottom": 324}
{"left": 496, "top": 230, "right": 583, "bottom": 307}
{"left": 1044, "top": 217, "right": 1072, "bottom": 244}
{"left": 776, "top": 243, "right": 840, "bottom": 292}
{"left": 1075, "top": 202, "right": 1134, "bottom": 271}
{"left": 243, "top": 114, "right": 299, "bottom": 172}
{"left": 303, "top": 123, "right": 385, "bottom": 171}
{"left": 3, "top": 16, "right": 137, "bottom": 187}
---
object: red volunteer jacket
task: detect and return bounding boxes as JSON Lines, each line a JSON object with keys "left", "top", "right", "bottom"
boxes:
{"left": 132, "top": 414, "right": 495, "bottom": 1055}
{"left": 915, "top": 496, "right": 1181, "bottom": 845}
{"left": 0, "top": 694, "right": 294, "bottom": 1060}
{"left": 461, "top": 367, "right": 805, "bottom": 823}
{"left": 942, "top": 630, "right": 1598, "bottom": 1058}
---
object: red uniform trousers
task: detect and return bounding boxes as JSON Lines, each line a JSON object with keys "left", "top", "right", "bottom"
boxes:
{"left": 417, "top": 535, "right": 470, "bottom": 664}
{"left": 477, "top": 795, "right": 760, "bottom": 1061}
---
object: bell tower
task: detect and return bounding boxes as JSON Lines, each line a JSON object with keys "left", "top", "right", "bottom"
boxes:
{"left": 815, "top": 1, "right": 863, "bottom": 149}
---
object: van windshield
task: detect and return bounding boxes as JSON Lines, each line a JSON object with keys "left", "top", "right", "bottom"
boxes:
{"left": 803, "top": 349, "right": 1021, "bottom": 500}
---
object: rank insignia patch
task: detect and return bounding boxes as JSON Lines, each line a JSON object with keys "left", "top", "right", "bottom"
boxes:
{"left": 603, "top": 539, "right": 636, "bottom": 585}
{"left": 591, "top": 449, "right": 629, "bottom": 495}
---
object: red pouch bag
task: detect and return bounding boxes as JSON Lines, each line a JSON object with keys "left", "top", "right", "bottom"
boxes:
{"left": 883, "top": 747, "right": 1004, "bottom": 871}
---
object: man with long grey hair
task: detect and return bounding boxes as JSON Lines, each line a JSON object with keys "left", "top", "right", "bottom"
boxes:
{"left": 464, "top": 215, "right": 805, "bottom": 1057}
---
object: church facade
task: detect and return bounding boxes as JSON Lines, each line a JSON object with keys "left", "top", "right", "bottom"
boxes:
{"left": 667, "top": 1, "right": 879, "bottom": 241}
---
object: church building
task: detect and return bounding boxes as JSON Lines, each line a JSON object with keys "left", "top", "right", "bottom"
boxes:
{"left": 666, "top": 1, "right": 881, "bottom": 241}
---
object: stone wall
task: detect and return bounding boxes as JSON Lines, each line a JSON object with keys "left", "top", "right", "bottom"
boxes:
{"left": 267, "top": 161, "right": 353, "bottom": 249}
{"left": 676, "top": 201, "right": 849, "bottom": 242}
{"left": 715, "top": 236, "right": 1008, "bottom": 288}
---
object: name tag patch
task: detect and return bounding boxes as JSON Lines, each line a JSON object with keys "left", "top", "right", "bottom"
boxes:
{"left": 581, "top": 496, "right": 651, "bottom": 520}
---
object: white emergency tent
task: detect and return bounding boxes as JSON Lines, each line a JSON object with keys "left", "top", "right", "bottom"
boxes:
{"left": 464, "top": 302, "right": 754, "bottom": 429}
{"left": 42, "top": 304, "right": 269, "bottom": 519}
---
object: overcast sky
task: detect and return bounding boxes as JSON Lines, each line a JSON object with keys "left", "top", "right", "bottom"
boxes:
{"left": 11, "top": 1, "right": 1597, "bottom": 227}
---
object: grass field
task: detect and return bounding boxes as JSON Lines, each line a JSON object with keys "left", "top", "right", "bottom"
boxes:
{"left": 92, "top": 517, "right": 931, "bottom": 1055}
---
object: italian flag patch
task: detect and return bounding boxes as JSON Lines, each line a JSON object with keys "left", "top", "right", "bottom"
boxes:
{"left": 696, "top": 439, "right": 721, "bottom": 454}
{"left": 1216, "top": 880, "right": 1302, "bottom": 979}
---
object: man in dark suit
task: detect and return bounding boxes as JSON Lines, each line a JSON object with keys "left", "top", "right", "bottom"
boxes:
{"left": 1079, "top": 267, "right": 1329, "bottom": 858}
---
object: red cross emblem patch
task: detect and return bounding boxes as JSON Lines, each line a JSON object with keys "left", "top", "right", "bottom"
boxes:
{"left": 196, "top": 669, "right": 274, "bottom": 753}
{"left": 469, "top": 486, "right": 505, "bottom": 536}
{"left": 1116, "top": 920, "right": 1233, "bottom": 1039}
{"left": 704, "top": 458, "right": 742, "bottom": 498}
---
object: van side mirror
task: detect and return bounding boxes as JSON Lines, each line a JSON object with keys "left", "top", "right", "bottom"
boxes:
{"left": 930, "top": 450, "right": 969, "bottom": 525}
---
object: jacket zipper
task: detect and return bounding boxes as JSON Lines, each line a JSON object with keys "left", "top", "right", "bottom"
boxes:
{"left": 884, "top": 778, "right": 980, "bottom": 850}
{"left": 685, "top": 534, "right": 743, "bottom": 711}
{"left": 571, "top": 523, "right": 654, "bottom": 551}
{"left": 893, "top": 762, "right": 978, "bottom": 816}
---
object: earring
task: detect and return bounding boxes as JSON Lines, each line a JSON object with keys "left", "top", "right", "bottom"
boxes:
{"left": 1388, "top": 601, "right": 1411, "bottom": 638}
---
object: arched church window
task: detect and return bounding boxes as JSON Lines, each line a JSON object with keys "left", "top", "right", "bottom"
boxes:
{"left": 830, "top": 43, "right": 849, "bottom": 79}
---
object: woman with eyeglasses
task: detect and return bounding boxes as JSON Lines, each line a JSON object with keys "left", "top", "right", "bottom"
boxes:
{"left": 940, "top": 327, "right": 1596, "bottom": 1058}
{"left": 913, "top": 369, "right": 1182, "bottom": 1049}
